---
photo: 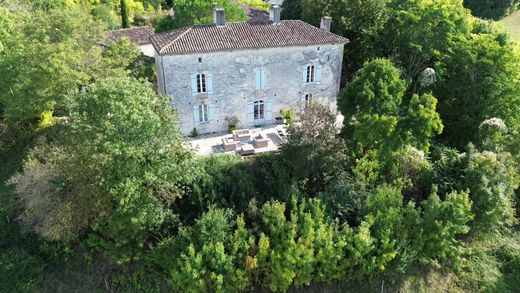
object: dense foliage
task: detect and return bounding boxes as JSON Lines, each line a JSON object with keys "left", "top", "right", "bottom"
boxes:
{"left": 1, "top": 0, "right": 519, "bottom": 292}
{"left": 155, "top": 0, "right": 246, "bottom": 33}
{"left": 464, "top": 0, "right": 519, "bottom": 20}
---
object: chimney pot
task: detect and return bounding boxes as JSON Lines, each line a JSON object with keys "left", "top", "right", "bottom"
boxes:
{"left": 320, "top": 16, "right": 332, "bottom": 32}
{"left": 214, "top": 8, "right": 225, "bottom": 26}
{"left": 269, "top": 4, "right": 281, "bottom": 24}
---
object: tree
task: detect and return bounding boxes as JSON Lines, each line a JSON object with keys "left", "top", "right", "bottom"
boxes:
{"left": 433, "top": 28, "right": 520, "bottom": 149}
{"left": 281, "top": 0, "right": 303, "bottom": 20}
{"left": 464, "top": 148, "right": 518, "bottom": 234}
{"left": 382, "top": 0, "right": 470, "bottom": 80}
{"left": 0, "top": 6, "right": 131, "bottom": 121}
{"left": 152, "top": 208, "right": 254, "bottom": 292}
{"left": 281, "top": 102, "right": 347, "bottom": 194}
{"left": 463, "top": 0, "right": 518, "bottom": 20}
{"left": 10, "top": 78, "right": 194, "bottom": 263}
{"left": 338, "top": 59, "right": 443, "bottom": 161}
{"left": 154, "top": 0, "right": 246, "bottom": 32}
{"left": 120, "top": 0, "right": 129, "bottom": 28}
{"left": 417, "top": 190, "right": 473, "bottom": 266}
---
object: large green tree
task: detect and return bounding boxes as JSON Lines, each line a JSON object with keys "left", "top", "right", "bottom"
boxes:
{"left": 338, "top": 59, "right": 443, "bottom": 160}
{"left": 0, "top": 6, "right": 130, "bottom": 121}
{"left": 155, "top": 0, "right": 246, "bottom": 32}
{"left": 382, "top": 0, "right": 470, "bottom": 80}
{"left": 463, "top": 0, "right": 518, "bottom": 20}
{"left": 10, "top": 78, "right": 195, "bottom": 263}
{"left": 433, "top": 25, "right": 520, "bottom": 149}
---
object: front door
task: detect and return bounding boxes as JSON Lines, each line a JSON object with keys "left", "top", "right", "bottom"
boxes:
{"left": 254, "top": 100, "right": 265, "bottom": 125}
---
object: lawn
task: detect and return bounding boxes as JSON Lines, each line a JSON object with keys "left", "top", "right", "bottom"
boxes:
{"left": 499, "top": 9, "right": 520, "bottom": 41}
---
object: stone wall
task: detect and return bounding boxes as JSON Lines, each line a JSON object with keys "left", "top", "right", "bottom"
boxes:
{"left": 155, "top": 43, "right": 344, "bottom": 135}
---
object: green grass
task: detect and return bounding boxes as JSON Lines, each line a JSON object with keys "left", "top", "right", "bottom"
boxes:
{"left": 499, "top": 9, "right": 520, "bottom": 41}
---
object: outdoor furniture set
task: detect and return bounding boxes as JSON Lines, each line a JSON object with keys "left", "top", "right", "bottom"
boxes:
{"left": 221, "top": 129, "right": 270, "bottom": 155}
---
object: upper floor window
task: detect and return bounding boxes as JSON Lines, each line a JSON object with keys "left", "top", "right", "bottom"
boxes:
{"left": 306, "top": 65, "right": 315, "bottom": 83}
{"left": 197, "top": 73, "right": 206, "bottom": 93}
{"left": 191, "top": 73, "right": 213, "bottom": 95}
{"left": 254, "top": 67, "right": 267, "bottom": 90}
{"left": 302, "top": 64, "right": 323, "bottom": 84}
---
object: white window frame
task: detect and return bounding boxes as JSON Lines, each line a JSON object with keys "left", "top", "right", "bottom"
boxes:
{"left": 306, "top": 65, "right": 316, "bottom": 83}
{"left": 198, "top": 104, "right": 209, "bottom": 123}
{"left": 197, "top": 73, "right": 207, "bottom": 93}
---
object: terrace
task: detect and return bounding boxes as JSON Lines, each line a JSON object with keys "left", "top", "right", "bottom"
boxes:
{"left": 189, "top": 125, "right": 288, "bottom": 156}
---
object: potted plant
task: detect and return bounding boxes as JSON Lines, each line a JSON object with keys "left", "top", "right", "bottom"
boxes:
{"left": 279, "top": 108, "right": 294, "bottom": 126}
{"left": 225, "top": 116, "right": 239, "bottom": 133}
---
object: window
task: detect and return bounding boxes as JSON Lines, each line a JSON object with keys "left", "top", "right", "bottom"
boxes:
{"left": 198, "top": 57, "right": 202, "bottom": 63}
{"left": 304, "top": 93, "right": 313, "bottom": 103}
{"left": 302, "top": 65, "right": 322, "bottom": 84}
{"left": 254, "top": 100, "right": 265, "bottom": 120}
{"left": 197, "top": 74, "right": 206, "bottom": 93}
{"left": 317, "top": 46, "right": 320, "bottom": 51}
{"left": 306, "top": 65, "right": 315, "bottom": 83}
{"left": 191, "top": 73, "right": 213, "bottom": 95}
{"left": 198, "top": 104, "right": 209, "bottom": 122}
{"left": 254, "top": 68, "right": 267, "bottom": 90}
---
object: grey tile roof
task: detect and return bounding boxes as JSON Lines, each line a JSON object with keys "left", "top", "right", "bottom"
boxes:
{"left": 150, "top": 20, "right": 349, "bottom": 55}
{"left": 106, "top": 26, "right": 155, "bottom": 45}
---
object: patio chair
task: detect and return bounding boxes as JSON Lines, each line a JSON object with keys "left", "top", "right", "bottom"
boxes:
{"left": 253, "top": 133, "right": 269, "bottom": 148}
{"left": 222, "top": 136, "right": 238, "bottom": 151}
{"left": 232, "top": 129, "right": 251, "bottom": 143}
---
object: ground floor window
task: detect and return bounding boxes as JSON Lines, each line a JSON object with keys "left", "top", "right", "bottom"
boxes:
{"left": 254, "top": 100, "right": 265, "bottom": 120}
{"left": 199, "top": 104, "right": 209, "bottom": 122}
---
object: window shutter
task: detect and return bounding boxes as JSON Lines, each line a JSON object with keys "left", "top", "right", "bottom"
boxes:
{"left": 191, "top": 74, "right": 198, "bottom": 95}
{"left": 302, "top": 66, "right": 308, "bottom": 83}
{"left": 265, "top": 100, "right": 273, "bottom": 123}
{"left": 208, "top": 105, "right": 216, "bottom": 122}
{"left": 247, "top": 101, "right": 254, "bottom": 125}
{"left": 261, "top": 67, "right": 267, "bottom": 90}
{"left": 254, "top": 68, "right": 261, "bottom": 90}
{"left": 207, "top": 73, "right": 214, "bottom": 94}
{"left": 193, "top": 105, "right": 199, "bottom": 123}
{"left": 316, "top": 65, "right": 323, "bottom": 83}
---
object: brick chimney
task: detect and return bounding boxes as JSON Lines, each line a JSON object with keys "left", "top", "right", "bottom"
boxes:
{"left": 214, "top": 4, "right": 225, "bottom": 26}
{"left": 320, "top": 16, "right": 332, "bottom": 32}
{"left": 269, "top": 4, "right": 281, "bottom": 24}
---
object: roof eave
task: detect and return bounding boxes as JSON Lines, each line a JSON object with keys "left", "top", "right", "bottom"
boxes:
{"left": 155, "top": 41, "right": 349, "bottom": 56}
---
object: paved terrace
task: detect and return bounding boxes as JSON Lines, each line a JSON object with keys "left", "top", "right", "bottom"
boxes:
{"left": 188, "top": 115, "right": 344, "bottom": 156}
{"left": 189, "top": 125, "right": 287, "bottom": 156}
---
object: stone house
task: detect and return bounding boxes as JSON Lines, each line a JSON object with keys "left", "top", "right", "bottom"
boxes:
{"left": 150, "top": 5, "right": 348, "bottom": 135}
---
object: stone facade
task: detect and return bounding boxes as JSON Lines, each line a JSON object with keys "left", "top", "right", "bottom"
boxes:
{"left": 155, "top": 43, "right": 344, "bottom": 135}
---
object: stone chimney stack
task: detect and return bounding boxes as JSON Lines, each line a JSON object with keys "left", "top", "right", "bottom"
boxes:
{"left": 269, "top": 4, "right": 281, "bottom": 24}
{"left": 213, "top": 4, "right": 225, "bottom": 26}
{"left": 320, "top": 16, "right": 332, "bottom": 32}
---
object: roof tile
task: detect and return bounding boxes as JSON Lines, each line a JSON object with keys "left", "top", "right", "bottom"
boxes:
{"left": 150, "top": 20, "right": 348, "bottom": 55}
